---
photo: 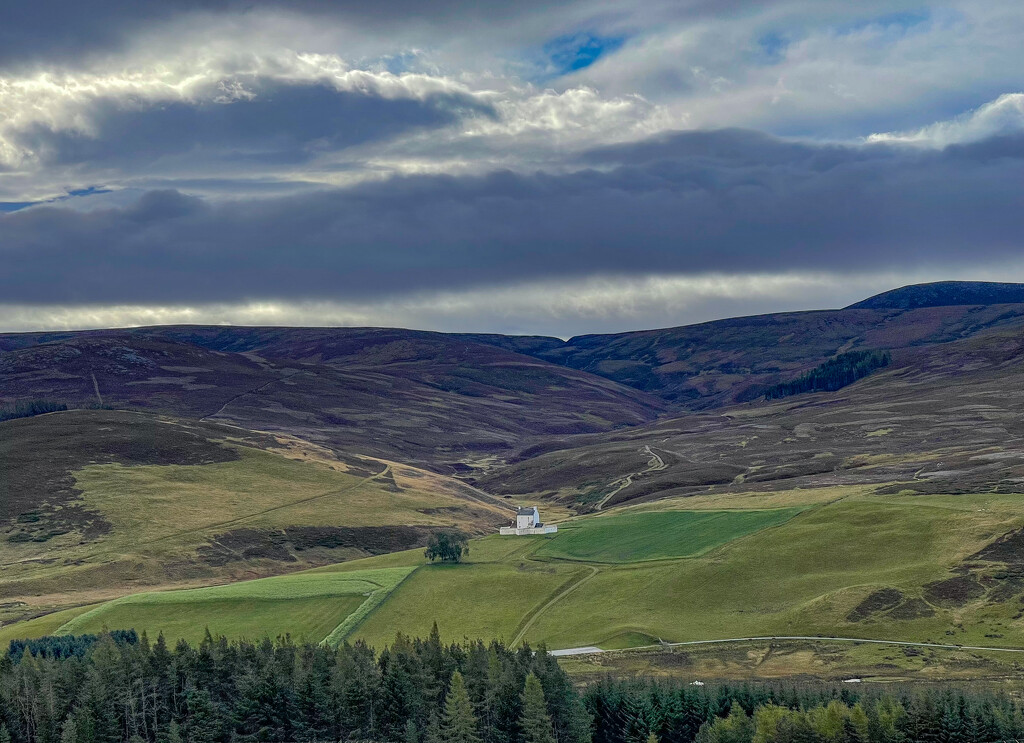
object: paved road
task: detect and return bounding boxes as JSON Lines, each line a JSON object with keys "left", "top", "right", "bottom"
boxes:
{"left": 550, "top": 635, "right": 1024, "bottom": 656}
{"left": 550, "top": 646, "right": 604, "bottom": 657}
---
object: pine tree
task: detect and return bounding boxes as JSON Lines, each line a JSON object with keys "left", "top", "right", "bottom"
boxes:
{"left": 426, "top": 710, "right": 444, "bottom": 743}
{"left": 406, "top": 719, "right": 421, "bottom": 743}
{"left": 622, "top": 690, "right": 655, "bottom": 743}
{"left": 520, "top": 674, "right": 556, "bottom": 743}
{"left": 294, "top": 670, "right": 332, "bottom": 742}
{"left": 60, "top": 715, "right": 78, "bottom": 743}
{"left": 443, "top": 671, "right": 481, "bottom": 743}
{"left": 840, "top": 718, "right": 866, "bottom": 743}
{"left": 185, "top": 688, "right": 220, "bottom": 743}
{"left": 0, "top": 724, "right": 11, "bottom": 743}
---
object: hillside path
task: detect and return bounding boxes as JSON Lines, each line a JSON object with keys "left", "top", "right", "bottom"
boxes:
{"left": 595, "top": 445, "right": 666, "bottom": 510}
{"left": 200, "top": 369, "right": 304, "bottom": 422}
{"left": 512, "top": 565, "right": 599, "bottom": 647}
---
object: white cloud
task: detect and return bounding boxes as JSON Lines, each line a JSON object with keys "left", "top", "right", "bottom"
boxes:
{"left": 571, "top": 0, "right": 1024, "bottom": 135}
{"left": 867, "top": 92, "right": 1024, "bottom": 147}
{"left": 0, "top": 42, "right": 679, "bottom": 202}
{"left": 0, "top": 51, "right": 478, "bottom": 166}
{"left": 3, "top": 0, "right": 1024, "bottom": 205}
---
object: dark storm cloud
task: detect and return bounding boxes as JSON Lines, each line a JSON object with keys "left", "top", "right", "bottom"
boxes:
{"left": 13, "top": 82, "right": 488, "bottom": 170}
{"left": 0, "top": 0, "right": 780, "bottom": 69}
{"left": 2, "top": 128, "right": 1022, "bottom": 305}
{"left": 0, "top": 0, "right": 596, "bottom": 67}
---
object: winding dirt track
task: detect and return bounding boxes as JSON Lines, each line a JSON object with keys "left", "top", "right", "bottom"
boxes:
{"left": 595, "top": 445, "right": 666, "bottom": 510}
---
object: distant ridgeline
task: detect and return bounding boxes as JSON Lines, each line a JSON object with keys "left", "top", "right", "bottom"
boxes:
{"left": 764, "top": 350, "right": 891, "bottom": 400}
{"left": 1, "top": 632, "right": 1023, "bottom": 743}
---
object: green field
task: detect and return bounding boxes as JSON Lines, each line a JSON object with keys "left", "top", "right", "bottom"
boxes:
{"left": 347, "top": 493, "right": 1024, "bottom": 650}
{"left": 54, "top": 567, "right": 414, "bottom": 645}
{"left": 354, "top": 561, "right": 586, "bottom": 647}
{"left": 534, "top": 508, "right": 802, "bottom": 562}
{"left": 7, "top": 490, "right": 1024, "bottom": 663}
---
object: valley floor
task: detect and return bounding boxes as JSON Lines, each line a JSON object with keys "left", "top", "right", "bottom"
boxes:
{"left": 7, "top": 484, "right": 1024, "bottom": 687}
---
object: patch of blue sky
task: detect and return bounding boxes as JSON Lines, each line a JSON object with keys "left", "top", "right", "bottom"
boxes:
{"left": 0, "top": 186, "right": 112, "bottom": 213}
{"left": 377, "top": 50, "right": 423, "bottom": 76}
{"left": 538, "top": 32, "right": 626, "bottom": 80}
{"left": 754, "top": 31, "right": 789, "bottom": 64}
{"left": 0, "top": 202, "right": 35, "bottom": 213}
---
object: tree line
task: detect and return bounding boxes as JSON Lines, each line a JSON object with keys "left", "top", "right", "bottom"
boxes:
{"left": 0, "top": 400, "right": 68, "bottom": 422}
{"left": 7, "top": 631, "right": 138, "bottom": 662}
{"left": 3, "top": 631, "right": 1023, "bottom": 743}
{"left": 763, "top": 351, "right": 891, "bottom": 400}
{"left": 586, "top": 675, "right": 1022, "bottom": 743}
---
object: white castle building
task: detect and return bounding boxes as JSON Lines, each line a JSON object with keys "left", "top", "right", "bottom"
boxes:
{"left": 499, "top": 506, "right": 558, "bottom": 535}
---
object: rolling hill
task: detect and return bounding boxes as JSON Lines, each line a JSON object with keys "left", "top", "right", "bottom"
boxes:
{"left": 0, "top": 409, "right": 511, "bottom": 628}
{"left": 0, "top": 329, "right": 666, "bottom": 470}
{"left": 13, "top": 484, "right": 1024, "bottom": 686}
{"left": 846, "top": 280, "right": 1024, "bottom": 310}
{"left": 479, "top": 319, "right": 1024, "bottom": 509}
{"left": 531, "top": 301, "right": 1024, "bottom": 407}
{"left": 7, "top": 280, "right": 1024, "bottom": 682}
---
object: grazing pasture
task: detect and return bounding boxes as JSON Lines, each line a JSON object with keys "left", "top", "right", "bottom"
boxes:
{"left": 533, "top": 508, "right": 802, "bottom": 563}
{"left": 55, "top": 567, "right": 413, "bottom": 645}
{"left": 348, "top": 492, "right": 1024, "bottom": 652}
{"left": 7, "top": 489, "right": 1024, "bottom": 678}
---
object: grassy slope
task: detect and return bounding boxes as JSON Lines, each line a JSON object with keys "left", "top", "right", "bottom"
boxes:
{"left": 62, "top": 596, "right": 367, "bottom": 646}
{"left": 533, "top": 509, "right": 803, "bottom": 563}
{"left": 352, "top": 491, "right": 1024, "bottom": 650}
{"left": 526, "top": 498, "right": 975, "bottom": 647}
{"left": 0, "top": 410, "right": 508, "bottom": 622}
{"left": 73, "top": 447, "right": 490, "bottom": 551}
{"left": 0, "top": 606, "right": 97, "bottom": 648}
{"left": 7, "top": 488, "right": 1024, "bottom": 662}
{"left": 55, "top": 568, "right": 413, "bottom": 645}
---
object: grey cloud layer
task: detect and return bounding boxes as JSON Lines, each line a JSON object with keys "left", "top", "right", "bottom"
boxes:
{"left": 15, "top": 82, "right": 487, "bottom": 170}
{"left": 2, "top": 129, "right": 1021, "bottom": 305}
{"left": 0, "top": 0, "right": 581, "bottom": 67}
{"left": 0, "top": 0, "right": 769, "bottom": 68}
{"left": 3, "top": 0, "right": 1024, "bottom": 334}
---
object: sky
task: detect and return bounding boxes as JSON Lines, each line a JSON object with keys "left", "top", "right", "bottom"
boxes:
{"left": 1, "top": 0, "right": 1023, "bottom": 337}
